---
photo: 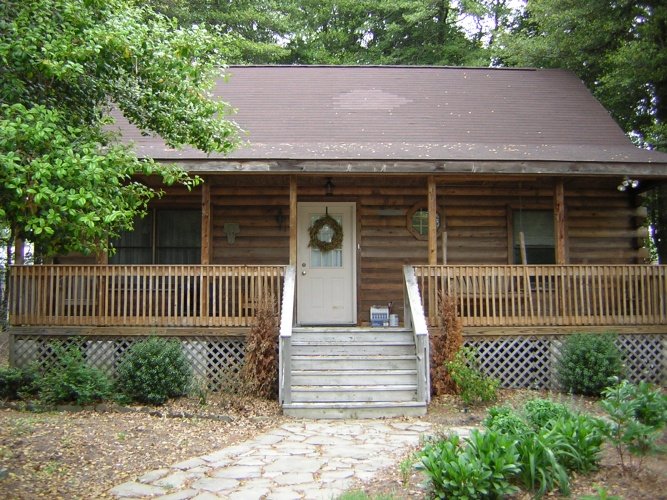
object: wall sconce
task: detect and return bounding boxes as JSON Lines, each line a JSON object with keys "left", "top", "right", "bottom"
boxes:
{"left": 617, "top": 177, "right": 639, "bottom": 192}
{"left": 223, "top": 223, "right": 240, "bottom": 244}
{"left": 325, "top": 177, "right": 335, "bottom": 196}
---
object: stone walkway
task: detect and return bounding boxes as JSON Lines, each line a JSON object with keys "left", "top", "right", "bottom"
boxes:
{"left": 110, "top": 419, "right": 471, "bottom": 499}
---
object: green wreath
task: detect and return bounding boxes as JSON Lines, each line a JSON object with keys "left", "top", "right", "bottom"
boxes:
{"left": 308, "top": 214, "right": 343, "bottom": 252}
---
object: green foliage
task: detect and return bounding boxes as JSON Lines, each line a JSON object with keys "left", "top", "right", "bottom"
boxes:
{"left": 598, "top": 379, "right": 667, "bottom": 471}
{"left": 446, "top": 347, "right": 499, "bottom": 405}
{"left": 419, "top": 431, "right": 520, "bottom": 499}
{"left": 557, "top": 334, "right": 623, "bottom": 396}
{"left": 483, "top": 405, "right": 531, "bottom": 436}
{"left": 524, "top": 398, "right": 573, "bottom": 431}
{"left": 547, "top": 414, "right": 604, "bottom": 474}
{"left": 148, "top": 0, "right": 291, "bottom": 64}
{"left": 37, "top": 344, "right": 112, "bottom": 405}
{"left": 631, "top": 380, "right": 667, "bottom": 429}
{"left": 116, "top": 337, "right": 191, "bottom": 405}
{"left": 580, "top": 486, "right": 623, "bottom": 500}
{"left": 0, "top": 365, "right": 38, "bottom": 400}
{"left": 514, "top": 431, "right": 570, "bottom": 497}
{"left": 0, "top": 0, "right": 240, "bottom": 258}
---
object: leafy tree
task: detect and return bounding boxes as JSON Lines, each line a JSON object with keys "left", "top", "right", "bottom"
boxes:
{"left": 148, "top": 0, "right": 291, "bottom": 63}
{"left": 286, "top": 0, "right": 487, "bottom": 65}
{"left": 0, "top": 0, "right": 241, "bottom": 259}
{"left": 495, "top": 0, "right": 667, "bottom": 261}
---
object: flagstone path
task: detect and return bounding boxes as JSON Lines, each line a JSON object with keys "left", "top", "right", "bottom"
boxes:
{"left": 110, "top": 419, "right": 473, "bottom": 499}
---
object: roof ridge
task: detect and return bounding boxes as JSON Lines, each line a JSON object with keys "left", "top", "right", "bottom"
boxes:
{"left": 226, "top": 64, "right": 543, "bottom": 72}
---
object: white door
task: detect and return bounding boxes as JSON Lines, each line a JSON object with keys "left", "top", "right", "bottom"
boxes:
{"left": 297, "top": 202, "right": 356, "bottom": 325}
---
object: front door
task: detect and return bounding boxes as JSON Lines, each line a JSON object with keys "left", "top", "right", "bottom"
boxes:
{"left": 297, "top": 202, "right": 356, "bottom": 325}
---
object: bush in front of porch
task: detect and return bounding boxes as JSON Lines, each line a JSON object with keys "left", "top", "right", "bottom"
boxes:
{"left": 115, "top": 337, "right": 191, "bottom": 405}
{"left": 557, "top": 333, "right": 624, "bottom": 396}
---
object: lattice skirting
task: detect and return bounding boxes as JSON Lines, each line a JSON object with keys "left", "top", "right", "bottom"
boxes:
{"left": 464, "top": 334, "right": 666, "bottom": 390}
{"left": 11, "top": 335, "right": 246, "bottom": 392}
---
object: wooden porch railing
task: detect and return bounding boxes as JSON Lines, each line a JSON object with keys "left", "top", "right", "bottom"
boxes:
{"left": 414, "top": 265, "right": 667, "bottom": 328}
{"left": 403, "top": 266, "right": 431, "bottom": 403}
{"left": 278, "top": 266, "right": 296, "bottom": 405}
{"left": 9, "top": 265, "right": 286, "bottom": 328}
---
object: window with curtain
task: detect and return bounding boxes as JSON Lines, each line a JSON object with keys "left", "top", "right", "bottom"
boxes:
{"left": 110, "top": 210, "right": 201, "bottom": 264}
{"left": 512, "top": 210, "right": 555, "bottom": 264}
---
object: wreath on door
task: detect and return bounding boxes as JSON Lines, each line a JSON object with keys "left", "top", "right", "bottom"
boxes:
{"left": 308, "top": 214, "right": 343, "bottom": 252}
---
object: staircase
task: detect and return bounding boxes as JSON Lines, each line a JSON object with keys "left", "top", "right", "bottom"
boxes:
{"left": 281, "top": 327, "right": 428, "bottom": 419}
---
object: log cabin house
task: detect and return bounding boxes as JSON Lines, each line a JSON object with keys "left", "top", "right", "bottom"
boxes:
{"left": 9, "top": 66, "right": 667, "bottom": 418}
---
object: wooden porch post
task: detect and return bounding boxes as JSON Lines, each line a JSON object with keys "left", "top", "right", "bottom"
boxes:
{"left": 201, "top": 181, "right": 212, "bottom": 320}
{"left": 428, "top": 176, "right": 437, "bottom": 265}
{"left": 14, "top": 237, "right": 24, "bottom": 265}
{"left": 201, "top": 181, "right": 212, "bottom": 265}
{"left": 289, "top": 176, "right": 297, "bottom": 266}
{"left": 554, "top": 179, "right": 567, "bottom": 264}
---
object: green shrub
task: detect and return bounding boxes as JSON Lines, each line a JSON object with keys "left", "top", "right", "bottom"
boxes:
{"left": 598, "top": 378, "right": 667, "bottom": 471}
{"left": 557, "top": 334, "right": 623, "bottom": 396}
{"left": 419, "top": 430, "right": 520, "bottom": 499}
{"left": 116, "top": 337, "right": 191, "bottom": 405}
{"left": 0, "top": 365, "right": 38, "bottom": 400}
{"left": 483, "top": 405, "right": 531, "bottom": 436}
{"left": 446, "top": 347, "right": 499, "bottom": 405}
{"left": 38, "top": 344, "right": 112, "bottom": 405}
{"left": 631, "top": 380, "right": 667, "bottom": 429}
{"left": 524, "top": 398, "right": 573, "bottom": 431}
{"left": 547, "top": 414, "right": 604, "bottom": 474}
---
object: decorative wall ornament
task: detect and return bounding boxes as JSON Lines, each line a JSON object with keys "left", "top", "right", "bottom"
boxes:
{"left": 308, "top": 213, "right": 343, "bottom": 252}
{"left": 223, "top": 223, "right": 240, "bottom": 244}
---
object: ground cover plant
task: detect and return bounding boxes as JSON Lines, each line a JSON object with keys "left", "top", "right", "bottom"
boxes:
{"left": 418, "top": 394, "right": 615, "bottom": 498}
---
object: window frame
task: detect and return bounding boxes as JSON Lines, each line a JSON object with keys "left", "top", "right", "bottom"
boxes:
{"left": 406, "top": 202, "right": 443, "bottom": 241}
{"left": 110, "top": 208, "right": 201, "bottom": 265}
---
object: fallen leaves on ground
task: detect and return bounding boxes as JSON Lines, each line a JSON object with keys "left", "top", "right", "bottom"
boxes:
{"left": 0, "top": 394, "right": 285, "bottom": 499}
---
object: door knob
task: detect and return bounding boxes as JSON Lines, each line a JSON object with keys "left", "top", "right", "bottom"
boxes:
{"left": 301, "top": 270, "right": 307, "bottom": 276}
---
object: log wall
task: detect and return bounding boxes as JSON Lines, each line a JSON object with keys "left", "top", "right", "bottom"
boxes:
{"left": 57, "top": 174, "right": 645, "bottom": 326}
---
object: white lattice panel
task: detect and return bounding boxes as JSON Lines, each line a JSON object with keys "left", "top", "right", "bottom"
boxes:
{"left": 12, "top": 335, "right": 246, "bottom": 392}
{"left": 463, "top": 334, "right": 665, "bottom": 390}
{"left": 464, "top": 336, "right": 553, "bottom": 389}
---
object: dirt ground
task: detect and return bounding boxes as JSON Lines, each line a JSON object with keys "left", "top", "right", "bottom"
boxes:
{"left": 0, "top": 389, "right": 665, "bottom": 499}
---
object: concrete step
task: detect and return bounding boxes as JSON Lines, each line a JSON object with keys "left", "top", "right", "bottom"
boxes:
{"left": 282, "top": 401, "right": 427, "bottom": 419}
{"left": 290, "top": 384, "right": 418, "bottom": 403}
{"left": 291, "top": 354, "right": 417, "bottom": 371}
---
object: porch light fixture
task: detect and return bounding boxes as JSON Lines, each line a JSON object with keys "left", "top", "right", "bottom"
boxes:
{"left": 325, "top": 177, "right": 335, "bottom": 196}
{"left": 617, "top": 177, "right": 639, "bottom": 192}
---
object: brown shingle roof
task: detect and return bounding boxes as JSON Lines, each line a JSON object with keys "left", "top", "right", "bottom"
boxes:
{"left": 116, "top": 65, "right": 667, "bottom": 165}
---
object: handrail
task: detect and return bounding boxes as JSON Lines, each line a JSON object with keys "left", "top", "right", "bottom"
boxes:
{"left": 403, "top": 265, "right": 431, "bottom": 403}
{"left": 278, "top": 265, "right": 296, "bottom": 404}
